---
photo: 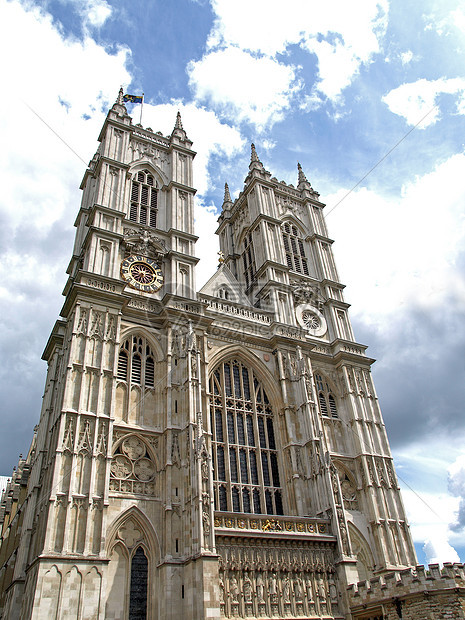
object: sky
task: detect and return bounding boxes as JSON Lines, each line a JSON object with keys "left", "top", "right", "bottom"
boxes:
{"left": 0, "top": 0, "right": 464, "bottom": 566}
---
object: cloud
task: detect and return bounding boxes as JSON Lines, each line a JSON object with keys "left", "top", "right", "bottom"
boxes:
{"left": 448, "top": 455, "right": 465, "bottom": 532}
{"left": 188, "top": 47, "right": 300, "bottom": 129}
{"left": 56, "top": 0, "right": 112, "bottom": 29}
{"left": 383, "top": 77, "right": 465, "bottom": 127}
{"left": 200, "top": 0, "right": 388, "bottom": 106}
{"left": 0, "top": 0, "right": 130, "bottom": 471}
{"left": 400, "top": 50, "right": 414, "bottom": 65}
{"left": 329, "top": 153, "right": 465, "bottom": 319}
{"left": 423, "top": 534, "right": 460, "bottom": 565}
{"left": 141, "top": 101, "right": 245, "bottom": 196}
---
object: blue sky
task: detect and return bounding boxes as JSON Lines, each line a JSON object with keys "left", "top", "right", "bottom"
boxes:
{"left": 1, "top": 0, "right": 465, "bottom": 566}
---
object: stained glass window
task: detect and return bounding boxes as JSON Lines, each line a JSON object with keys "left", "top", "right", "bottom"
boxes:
{"left": 210, "top": 359, "right": 283, "bottom": 515}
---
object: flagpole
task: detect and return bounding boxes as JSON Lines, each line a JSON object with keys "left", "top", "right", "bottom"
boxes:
{"left": 140, "top": 93, "right": 144, "bottom": 125}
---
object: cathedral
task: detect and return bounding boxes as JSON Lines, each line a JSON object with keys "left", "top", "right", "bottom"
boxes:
{"left": 1, "top": 90, "right": 464, "bottom": 620}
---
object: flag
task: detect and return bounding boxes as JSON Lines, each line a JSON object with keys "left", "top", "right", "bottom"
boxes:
{"left": 123, "top": 94, "right": 143, "bottom": 104}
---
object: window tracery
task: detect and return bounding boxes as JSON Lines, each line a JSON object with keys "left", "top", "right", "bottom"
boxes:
{"left": 110, "top": 435, "right": 156, "bottom": 495}
{"left": 315, "top": 373, "right": 338, "bottom": 418}
{"left": 117, "top": 335, "right": 155, "bottom": 388}
{"left": 282, "top": 222, "right": 309, "bottom": 275}
{"left": 210, "top": 359, "right": 283, "bottom": 515}
{"left": 129, "top": 169, "right": 158, "bottom": 228}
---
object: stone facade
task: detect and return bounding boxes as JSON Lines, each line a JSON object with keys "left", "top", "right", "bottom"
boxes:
{"left": 0, "top": 90, "right": 455, "bottom": 619}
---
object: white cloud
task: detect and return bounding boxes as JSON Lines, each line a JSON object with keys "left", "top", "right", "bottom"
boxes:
{"left": 201, "top": 0, "right": 387, "bottom": 106}
{"left": 448, "top": 454, "right": 465, "bottom": 532}
{"left": 188, "top": 47, "right": 300, "bottom": 129}
{"left": 383, "top": 77, "right": 465, "bottom": 127}
{"left": 58, "top": 0, "right": 112, "bottom": 28}
{"left": 423, "top": 532, "right": 461, "bottom": 565}
{"left": 0, "top": 0, "right": 131, "bottom": 243}
{"left": 400, "top": 50, "right": 414, "bottom": 65}
{"left": 328, "top": 153, "right": 465, "bottom": 322}
{"left": 141, "top": 101, "right": 244, "bottom": 196}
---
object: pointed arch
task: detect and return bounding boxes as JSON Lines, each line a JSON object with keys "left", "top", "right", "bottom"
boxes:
{"left": 106, "top": 505, "right": 160, "bottom": 560}
{"left": 208, "top": 345, "right": 284, "bottom": 412}
{"left": 348, "top": 522, "right": 375, "bottom": 582}
{"left": 129, "top": 160, "right": 169, "bottom": 188}
{"left": 313, "top": 370, "right": 339, "bottom": 418}
{"left": 119, "top": 327, "right": 163, "bottom": 363}
{"left": 111, "top": 432, "right": 160, "bottom": 472}
{"left": 281, "top": 219, "right": 310, "bottom": 275}
{"left": 109, "top": 433, "right": 159, "bottom": 495}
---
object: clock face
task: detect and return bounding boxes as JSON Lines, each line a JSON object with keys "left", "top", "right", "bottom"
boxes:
{"left": 121, "top": 255, "right": 164, "bottom": 292}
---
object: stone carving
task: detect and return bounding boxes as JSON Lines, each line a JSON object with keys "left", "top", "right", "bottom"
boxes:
{"left": 62, "top": 417, "right": 75, "bottom": 453}
{"left": 283, "top": 574, "right": 291, "bottom": 602}
{"left": 77, "top": 308, "right": 88, "bottom": 335}
{"left": 291, "top": 282, "right": 324, "bottom": 310}
{"left": 243, "top": 572, "right": 253, "bottom": 602}
{"left": 77, "top": 419, "right": 92, "bottom": 453}
{"left": 230, "top": 575, "right": 239, "bottom": 602}
{"left": 256, "top": 573, "right": 265, "bottom": 602}
{"left": 90, "top": 312, "right": 104, "bottom": 340}
{"left": 122, "top": 229, "right": 167, "bottom": 261}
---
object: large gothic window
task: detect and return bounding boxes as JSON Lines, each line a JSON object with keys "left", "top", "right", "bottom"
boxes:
{"left": 130, "top": 169, "right": 158, "bottom": 228}
{"left": 210, "top": 359, "right": 283, "bottom": 515}
{"left": 315, "top": 373, "right": 338, "bottom": 418}
{"left": 242, "top": 232, "right": 256, "bottom": 290}
{"left": 117, "top": 335, "right": 155, "bottom": 388}
{"left": 282, "top": 222, "right": 309, "bottom": 275}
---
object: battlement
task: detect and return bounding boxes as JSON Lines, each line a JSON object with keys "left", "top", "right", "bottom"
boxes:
{"left": 348, "top": 563, "right": 465, "bottom": 606}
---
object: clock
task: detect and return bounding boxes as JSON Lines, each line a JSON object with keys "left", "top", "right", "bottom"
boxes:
{"left": 121, "top": 255, "right": 164, "bottom": 292}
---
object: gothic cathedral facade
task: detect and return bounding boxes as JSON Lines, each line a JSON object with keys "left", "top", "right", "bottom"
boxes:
{"left": 0, "top": 91, "right": 419, "bottom": 619}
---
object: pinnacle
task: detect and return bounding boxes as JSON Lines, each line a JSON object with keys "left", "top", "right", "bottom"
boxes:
{"left": 250, "top": 143, "right": 260, "bottom": 163}
{"left": 116, "top": 87, "right": 124, "bottom": 106}
{"left": 175, "top": 110, "right": 183, "bottom": 130}
{"left": 297, "top": 162, "right": 307, "bottom": 185}
{"left": 297, "top": 162, "right": 312, "bottom": 189}
{"left": 223, "top": 182, "right": 232, "bottom": 204}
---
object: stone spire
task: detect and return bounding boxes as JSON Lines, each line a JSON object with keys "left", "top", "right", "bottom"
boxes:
{"left": 222, "top": 183, "right": 233, "bottom": 216}
{"left": 171, "top": 110, "right": 187, "bottom": 140}
{"left": 297, "top": 162, "right": 312, "bottom": 191}
{"left": 223, "top": 183, "right": 232, "bottom": 204}
{"left": 249, "top": 143, "right": 264, "bottom": 171}
{"left": 112, "top": 87, "right": 127, "bottom": 114}
{"left": 175, "top": 110, "right": 183, "bottom": 130}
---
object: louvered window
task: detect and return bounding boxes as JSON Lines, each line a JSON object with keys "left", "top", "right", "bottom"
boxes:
{"left": 315, "top": 373, "right": 338, "bottom": 418}
{"left": 282, "top": 223, "right": 309, "bottom": 275}
{"left": 129, "top": 169, "right": 158, "bottom": 228}
{"left": 116, "top": 335, "right": 156, "bottom": 391}
{"left": 210, "top": 359, "right": 283, "bottom": 515}
{"left": 242, "top": 232, "right": 256, "bottom": 291}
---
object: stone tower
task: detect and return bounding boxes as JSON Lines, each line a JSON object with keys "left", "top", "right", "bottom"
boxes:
{"left": 0, "top": 94, "right": 419, "bottom": 620}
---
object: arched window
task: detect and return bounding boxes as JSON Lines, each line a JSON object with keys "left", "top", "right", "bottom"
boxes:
{"left": 242, "top": 232, "right": 256, "bottom": 290}
{"left": 130, "top": 169, "right": 158, "bottom": 228}
{"left": 129, "top": 546, "right": 148, "bottom": 620}
{"left": 210, "top": 359, "right": 283, "bottom": 515}
{"left": 117, "top": 335, "right": 155, "bottom": 388}
{"left": 282, "top": 223, "right": 309, "bottom": 275}
{"left": 216, "top": 286, "right": 231, "bottom": 300}
{"left": 315, "top": 373, "right": 338, "bottom": 418}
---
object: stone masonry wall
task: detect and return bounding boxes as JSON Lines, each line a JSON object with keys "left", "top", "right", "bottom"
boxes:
{"left": 348, "top": 562, "right": 465, "bottom": 619}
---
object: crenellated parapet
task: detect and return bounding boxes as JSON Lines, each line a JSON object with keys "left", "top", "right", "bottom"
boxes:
{"left": 348, "top": 563, "right": 465, "bottom": 618}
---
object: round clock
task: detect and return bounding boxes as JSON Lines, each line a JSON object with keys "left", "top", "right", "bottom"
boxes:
{"left": 121, "top": 255, "right": 164, "bottom": 292}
